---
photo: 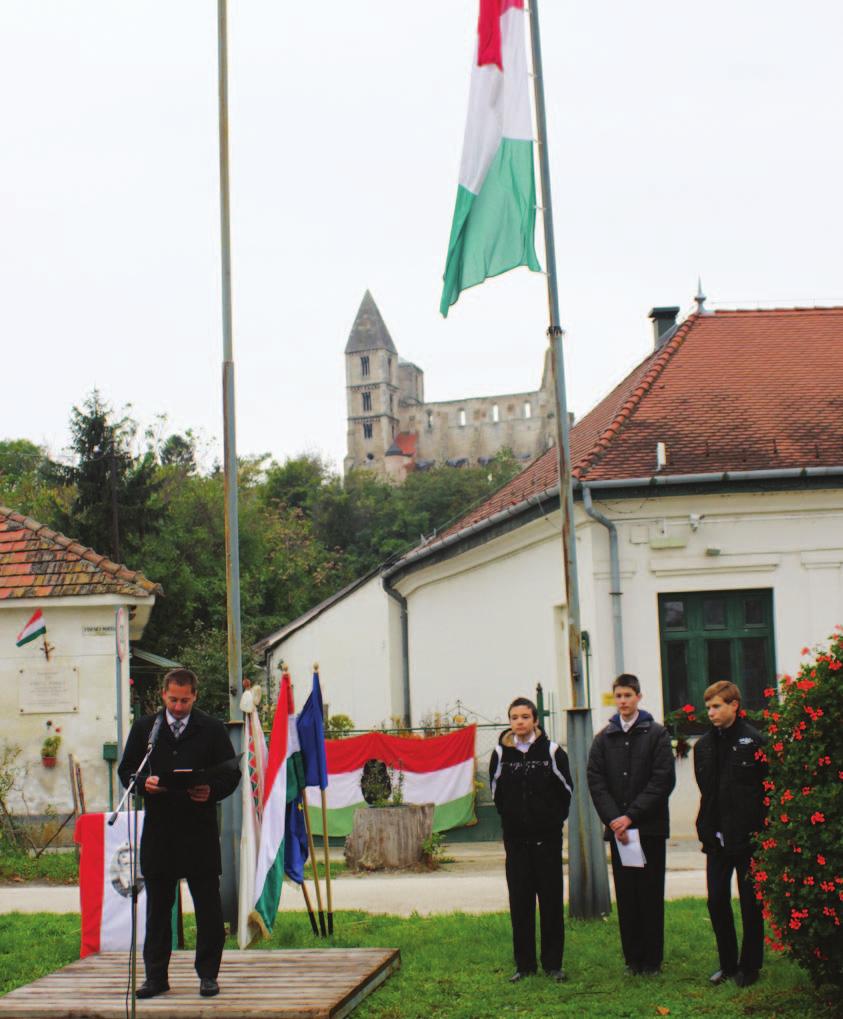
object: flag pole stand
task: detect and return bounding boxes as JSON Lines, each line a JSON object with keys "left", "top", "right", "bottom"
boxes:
{"left": 302, "top": 799, "right": 327, "bottom": 936}
{"left": 320, "top": 790, "right": 333, "bottom": 935}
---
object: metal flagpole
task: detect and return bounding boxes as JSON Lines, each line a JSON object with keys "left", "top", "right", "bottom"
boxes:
{"left": 527, "top": 0, "right": 611, "bottom": 919}
{"left": 216, "top": 0, "right": 244, "bottom": 932}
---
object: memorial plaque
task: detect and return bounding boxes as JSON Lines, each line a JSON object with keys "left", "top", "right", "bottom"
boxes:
{"left": 19, "top": 664, "right": 79, "bottom": 714}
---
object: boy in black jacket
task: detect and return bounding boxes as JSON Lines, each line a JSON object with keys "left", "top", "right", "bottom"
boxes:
{"left": 489, "top": 697, "right": 572, "bottom": 983}
{"left": 587, "top": 674, "right": 676, "bottom": 974}
{"left": 694, "top": 680, "right": 767, "bottom": 988}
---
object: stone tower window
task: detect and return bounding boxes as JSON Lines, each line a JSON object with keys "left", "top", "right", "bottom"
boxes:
{"left": 523, "top": 401, "right": 532, "bottom": 419}
{"left": 387, "top": 356, "right": 392, "bottom": 377}
{"left": 426, "top": 410, "right": 433, "bottom": 430}
{"left": 492, "top": 403, "right": 499, "bottom": 423}
{"left": 363, "top": 422, "right": 373, "bottom": 439}
{"left": 458, "top": 409, "right": 466, "bottom": 427}
{"left": 389, "top": 393, "right": 394, "bottom": 414}
{"left": 362, "top": 392, "right": 372, "bottom": 412}
{"left": 361, "top": 356, "right": 370, "bottom": 378}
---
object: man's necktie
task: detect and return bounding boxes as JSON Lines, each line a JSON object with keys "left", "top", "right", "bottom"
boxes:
{"left": 171, "top": 719, "right": 184, "bottom": 739}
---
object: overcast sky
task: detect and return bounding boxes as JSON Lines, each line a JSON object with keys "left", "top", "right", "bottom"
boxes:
{"left": 2, "top": 1, "right": 842, "bottom": 472}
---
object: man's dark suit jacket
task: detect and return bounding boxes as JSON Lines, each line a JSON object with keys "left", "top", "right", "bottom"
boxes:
{"left": 118, "top": 707, "right": 240, "bottom": 878}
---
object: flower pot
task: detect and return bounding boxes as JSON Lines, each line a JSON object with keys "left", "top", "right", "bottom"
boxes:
{"left": 41, "top": 756, "right": 57, "bottom": 769}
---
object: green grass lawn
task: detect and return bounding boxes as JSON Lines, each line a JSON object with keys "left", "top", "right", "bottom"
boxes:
{"left": 0, "top": 850, "right": 77, "bottom": 885}
{"left": 0, "top": 902, "right": 836, "bottom": 1017}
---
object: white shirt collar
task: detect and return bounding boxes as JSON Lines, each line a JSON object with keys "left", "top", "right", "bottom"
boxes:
{"left": 166, "top": 709, "right": 191, "bottom": 730}
{"left": 514, "top": 729, "right": 538, "bottom": 752}
{"left": 619, "top": 711, "right": 639, "bottom": 733}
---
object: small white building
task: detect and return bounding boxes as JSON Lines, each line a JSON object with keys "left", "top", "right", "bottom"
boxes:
{"left": 257, "top": 304, "right": 843, "bottom": 836}
{"left": 0, "top": 507, "right": 161, "bottom": 819}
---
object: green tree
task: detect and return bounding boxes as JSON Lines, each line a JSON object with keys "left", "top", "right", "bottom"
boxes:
{"left": 0, "top": 439, "right": 67, "bottom": 524}
{"left": 56, "top": 391, "right": 162, "bottom": 562}
{"left": 262, "top": 453, "right": 332, "bottom": 513}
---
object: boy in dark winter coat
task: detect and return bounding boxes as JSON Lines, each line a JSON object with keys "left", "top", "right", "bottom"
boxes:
{"left": 587, "top": 674, "right": 676, "bottom": 975}
{"left": 694, "top": 680, "right": 767, "bottom": 988}
{"left": 489, "top": 697, "right": 572, "bottom": 983}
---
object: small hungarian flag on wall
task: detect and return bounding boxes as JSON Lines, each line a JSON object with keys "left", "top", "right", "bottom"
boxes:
{"left": 16, "top": 609, "right": 46, "bottom": 647}
{"left": 440, "top": 0, "right": 540, "bottom": 316}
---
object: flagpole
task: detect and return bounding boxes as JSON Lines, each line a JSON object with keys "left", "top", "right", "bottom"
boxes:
{"left": 296, "top": 879, "right": 319, "bottom": 936}
{"left": 527, "top": 0, "right": 610, "bottom": 920}
{"left": 302, "top": 800, "right": 327, "bottom": 936}
{"left": 216, "top": 0, "right": 245, "bottom": 932}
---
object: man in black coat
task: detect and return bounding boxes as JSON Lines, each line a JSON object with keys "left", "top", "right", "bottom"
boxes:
{"left": 118, "top": 668, "right": 240, "bottom": 1000}
{"left": 694, "top": 680, "right": 767, "bottom": 988}
{"left": 587, "top": 674, "right": 676, "bottom": 974}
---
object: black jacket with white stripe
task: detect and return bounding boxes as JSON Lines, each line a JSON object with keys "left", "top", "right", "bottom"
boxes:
{"left": 586, "top": 710, "right": 676, "bottom": 841}
{"left": 489, "top": 728, "right": 572, "bottom": 842}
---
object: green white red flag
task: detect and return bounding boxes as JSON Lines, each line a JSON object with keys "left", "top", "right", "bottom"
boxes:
{"left": 16, "top": 609, "right": 46, "bottom": 647}
{"left": 307, "top": 725, "right": 477, "bottom": 837}
{"left": 440, "top": 0, "right": 540, "bottom": 316}
{"left": 251, "top": 675, "right": 305, "bottom": 937}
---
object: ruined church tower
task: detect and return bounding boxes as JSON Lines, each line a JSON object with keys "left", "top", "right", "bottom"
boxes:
{"left": 343, "top": 291, "right": 399, "bottom": 475}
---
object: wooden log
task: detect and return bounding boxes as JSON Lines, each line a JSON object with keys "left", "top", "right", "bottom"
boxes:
{"left": 344, "top": 804, "right": 434, "bottom": 871}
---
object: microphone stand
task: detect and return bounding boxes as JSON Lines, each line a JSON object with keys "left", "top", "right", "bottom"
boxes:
{"left": 109, "top": 741, "right": 155, "bottom": 1019}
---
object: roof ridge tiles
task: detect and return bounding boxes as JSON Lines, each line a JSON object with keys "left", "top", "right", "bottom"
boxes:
{"left": 0, "top": 505, "right": 162, "bottom": 597}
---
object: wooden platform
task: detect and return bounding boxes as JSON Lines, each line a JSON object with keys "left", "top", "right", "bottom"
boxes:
{"left": 0, "top": 949, "right": 400, "bottom": 1018}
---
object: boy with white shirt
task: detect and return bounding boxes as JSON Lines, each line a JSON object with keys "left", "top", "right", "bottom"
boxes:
{"left": 587, "top": 674, "right": 676, "bottom": 974}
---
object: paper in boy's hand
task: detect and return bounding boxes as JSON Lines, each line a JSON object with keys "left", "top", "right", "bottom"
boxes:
{"left": 157, "top": 755, "right": 241, "bottom": 790}
{"left": 615, "top": 828, "right": 647, "bottom": 868}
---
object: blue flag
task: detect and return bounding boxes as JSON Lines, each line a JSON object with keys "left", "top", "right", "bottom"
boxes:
{"left": 284, "top": 796, "right": 309, "bottom": 885}
{"left": 297, "top": 672, "right": 329, "bottom": 790}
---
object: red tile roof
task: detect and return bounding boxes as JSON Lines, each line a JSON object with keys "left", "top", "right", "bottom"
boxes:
{"left": 0, "top": 507, "right": 162, "bottom": 601}
{"left": 395, "top": 433, "right": 417, "bottom": 457}
{"left": 436, "top": 307, "right": 843, "bottom": 538}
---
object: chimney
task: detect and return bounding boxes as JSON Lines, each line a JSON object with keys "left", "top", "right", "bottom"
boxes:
{"left": 649, "top": 306, "right": 680, "bottom": 349}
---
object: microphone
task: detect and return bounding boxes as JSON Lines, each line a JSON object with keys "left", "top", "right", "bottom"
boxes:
{"left": 147, "top": 710, "right": 165, "bottom": 752}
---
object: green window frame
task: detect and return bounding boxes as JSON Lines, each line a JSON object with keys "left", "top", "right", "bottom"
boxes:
{"left": 658, "top": 588, "right": 776, "bottom": 719}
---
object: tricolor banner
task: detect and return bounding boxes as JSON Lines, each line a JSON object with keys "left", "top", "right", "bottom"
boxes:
{"left": 252, "top": 675, "right": 306, "bottom": 937}
{"left": 440, "top": 0, "right": 540, "bottom": 316}
{"left": 306, "top": 726, "right": 477, "bottom": 837}
{"left": 75, "top": 812, "right": 146, "bottom": 958}
{"left": 16, "top": 609, "right": 46, "bottom": 648}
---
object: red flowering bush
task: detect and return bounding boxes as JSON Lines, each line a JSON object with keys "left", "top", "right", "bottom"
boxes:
{"left": 752, "top": 629, "right": 843, "bottom": 987}
{"left": 663, "top": 703, "right": 699, "bottom": 758}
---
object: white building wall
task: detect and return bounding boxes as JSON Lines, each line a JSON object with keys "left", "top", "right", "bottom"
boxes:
{"left": 266, "top": 576, "right": 401, "bottom": 731}
{"left": 395, "top": 517, "right": 569, "bottom": 733}
{"left": 0, "top": 599, "right": 142, "bottom": 815}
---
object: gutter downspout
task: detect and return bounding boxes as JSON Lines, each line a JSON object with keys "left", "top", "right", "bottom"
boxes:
{"left": 582, "top": 487, "right": 624, "bottom": 677}
{"left": 383, "top": 577, "right": 411, "bottom": 726}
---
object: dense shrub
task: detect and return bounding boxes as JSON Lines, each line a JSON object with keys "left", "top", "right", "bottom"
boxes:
{"left": 751, "top": 629, "right": 843, "bottom": 987}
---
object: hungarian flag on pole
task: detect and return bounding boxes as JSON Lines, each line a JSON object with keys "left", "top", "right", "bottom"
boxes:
{"left": 440, "top": 0, "right": 540, "bottom": 316}
{"left": 252, "top": 675, "right": 304, "bottom": 936}
{"left": 307, "top": 725, "right": 477, "bottom": 837}
{"left": 16, "top": 609, "right": 46, "bottom": 647}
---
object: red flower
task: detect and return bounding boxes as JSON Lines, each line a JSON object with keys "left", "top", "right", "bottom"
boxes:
{"left": 755, "top": 870, "right": 768, "bottom": 883}
{"left": 681, "top": 704, "right": 695, "bottom": 714}
{"left": 762, "top": 838, "right": 777, "bottom": 850}
{"left": 763, "top": 687, "right": 776, "bottom": 699}
{"left": 810, "top": 812, "right": 826, "bottom": 825}
{"left": 821, "top": 881, "right": 835, "bottom": 892}
{"left": 801, "top": 647, "right": 810, "bottom": 655}
{"left": 773, "top": 742, "right": 784, "bottom": 753}
{"left": 768, "top": 724, "right": 778, "bottom": 734}
{"left": 817, "top": 854, "right": 826, "bottom": 866}
{"left": 801, "top": 787, "right": 812, "bottom": 796}
{"left": 780, "top": 813, "right": 790, "bottom": 823}
{"left": 781, "top": 789, "right": 793, "bottom": 801}
{"left": 804, "top": 876, "right": 815, "bottom": 886}
{"left": 755, "top": 749, "right": 769, "bottom": 762}
{"left": 818, "top": 755, "right": 831, "bottom": 766}
{"left": 797, "top": 678, "right": 816, "bottom": 691}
